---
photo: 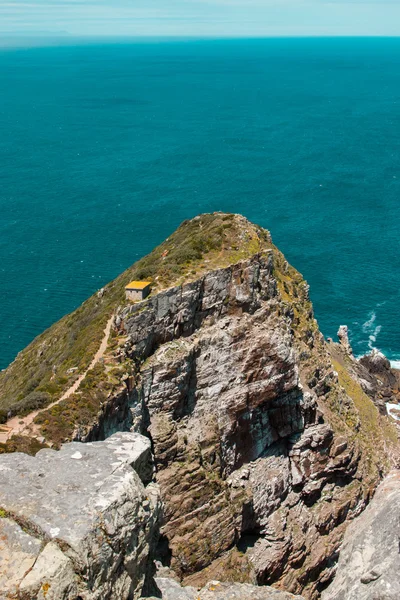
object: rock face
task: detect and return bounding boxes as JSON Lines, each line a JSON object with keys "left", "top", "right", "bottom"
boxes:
{"left": 322, "top": 471, "right": 400, "bottom": 600}
{"left": 152, "top": 578, "right": 306, "bottom": 599}
{"left": 104, "top": 241, "right": 396, "bottom": 598}
{"left": 0, "top": 432, "right": 161, "bottom": 600}
{"left": 123, "top": 254, "right": 303, "bottom": 473}
{"left": 337, "top": 326, "right": 353, "bottom": 357}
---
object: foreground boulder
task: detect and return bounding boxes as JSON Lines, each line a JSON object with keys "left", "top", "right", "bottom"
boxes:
{"left": 150, "top": 578, "right": 306, "bottom": 599}
{"left": 322, "top": 471, "right": 400, "bottom": 600}
{"left": 0, "top": 432, "right": 161, "bottom": 600}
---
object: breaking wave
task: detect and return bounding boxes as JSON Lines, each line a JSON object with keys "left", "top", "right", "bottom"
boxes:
{"left": 360, "top": 310, "right": 383, "bottom": 351}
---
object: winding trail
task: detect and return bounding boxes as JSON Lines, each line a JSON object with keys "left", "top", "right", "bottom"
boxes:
{"left": 0, "top": 315, "right": 114, "bottom": 443}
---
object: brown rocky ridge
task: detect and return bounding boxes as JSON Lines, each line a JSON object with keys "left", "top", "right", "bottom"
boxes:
{"left": 0, "top": 213, "right": 399, "bottom": 599}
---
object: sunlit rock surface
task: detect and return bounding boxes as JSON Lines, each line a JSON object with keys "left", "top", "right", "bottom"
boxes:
{"left": 0, "top": 432, "right": 161, "bottom": 600}
{"left": 322, "top": 471, "right": 400, "bottom": 600}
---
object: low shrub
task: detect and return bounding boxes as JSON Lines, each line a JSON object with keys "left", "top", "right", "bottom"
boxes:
{"left": 10, "top": 391, "right": 52, "bottom": 417}
{"left": 0, "top": 435, "right": 48, "bottom": 455}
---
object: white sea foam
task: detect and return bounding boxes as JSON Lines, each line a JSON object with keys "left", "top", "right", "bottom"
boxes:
{"left": 362, "top": 311, "right": 376, "bottom": 333}
{"left": 360, "top": 311, "right": 383, "bottom": 351}
{"left": 355, "top": 310, "right": 398, "bottom": 363}
{"left": 387, "top": 403, "right": 400, "bottom": 421}
{"left": 368, "top": 325, "right": 382, "bottom": 348}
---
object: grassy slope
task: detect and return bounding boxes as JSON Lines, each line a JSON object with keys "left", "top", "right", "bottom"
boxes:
{"left": 0, "top": 213, "right": 269, "bottom": 420}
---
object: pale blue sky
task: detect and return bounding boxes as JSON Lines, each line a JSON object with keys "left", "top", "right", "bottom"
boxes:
{"left": 1, "top": 0, "right": 400, "bottom": 37}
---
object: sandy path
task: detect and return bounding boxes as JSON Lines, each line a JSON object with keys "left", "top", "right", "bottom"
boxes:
{"left": 0, "top": 315, "right": 114, "bottom": 443}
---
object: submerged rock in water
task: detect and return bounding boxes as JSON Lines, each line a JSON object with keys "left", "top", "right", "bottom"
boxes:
{"left": 0, "top": 432, "right": 161, "bottom": 600}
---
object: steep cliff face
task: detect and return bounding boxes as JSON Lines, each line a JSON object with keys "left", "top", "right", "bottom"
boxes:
{"left": 0, "top": 213, "right": 398, "bottom": 599}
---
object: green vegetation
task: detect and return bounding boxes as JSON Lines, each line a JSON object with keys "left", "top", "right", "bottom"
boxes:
{"left": 332, "top": 358, "right": 397, "bottom": 480}
{"left": 0, "top": 435, "right": 48, "bottom": 456}
{"left": 131, "top": 212, "right": 266, "bottom": 285}
{"left": 34, "top": 363, "right": 116, "bottom": 447}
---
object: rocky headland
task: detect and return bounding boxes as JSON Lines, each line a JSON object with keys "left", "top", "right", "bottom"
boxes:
{"left": 0, "top": 213, "right": 399, "bottom": 599}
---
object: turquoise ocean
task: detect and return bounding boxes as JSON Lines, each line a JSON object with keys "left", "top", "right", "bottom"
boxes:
{"left": 1, "top": 37, "right": 399, "bottom": 370}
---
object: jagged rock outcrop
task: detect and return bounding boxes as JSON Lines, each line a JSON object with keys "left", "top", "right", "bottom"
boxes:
{"left": 0, "top": 432, "right": 161, "bottom": 600}
{"left": 337, "top": 326, "right": 353, "bottom": 357}
{"left": 150, "top": 577, "right": 306, "bottom": 599}
{"left": 322, "top": 470, "right": 400, "bottom": 600}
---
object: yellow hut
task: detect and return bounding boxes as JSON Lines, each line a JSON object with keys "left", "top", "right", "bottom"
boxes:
{"left": 125, "top": 281, "right": 151, "bottom": 302}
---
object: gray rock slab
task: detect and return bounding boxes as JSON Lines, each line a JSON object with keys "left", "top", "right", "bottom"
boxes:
{"left": 0, "top": 432, "right": 160, "bottom": 600}
{"left": 0, "top": 517, "right": 42, "bottom": 597}
{"left": 322, "top": 470, "right": 400, "bottom": 600}
{"left": 0, "top": 431, "right": 152, "bottom": 548}
{"left": 18, "top": 542, "right": 79, "bottom": 600}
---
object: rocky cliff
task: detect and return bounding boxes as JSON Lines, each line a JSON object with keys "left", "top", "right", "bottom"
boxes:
{"left": 117, "top": 260, "right": 397, "bottom": 598}
{"left": 0, "top": 213, "right": 399, "bottom": 599}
